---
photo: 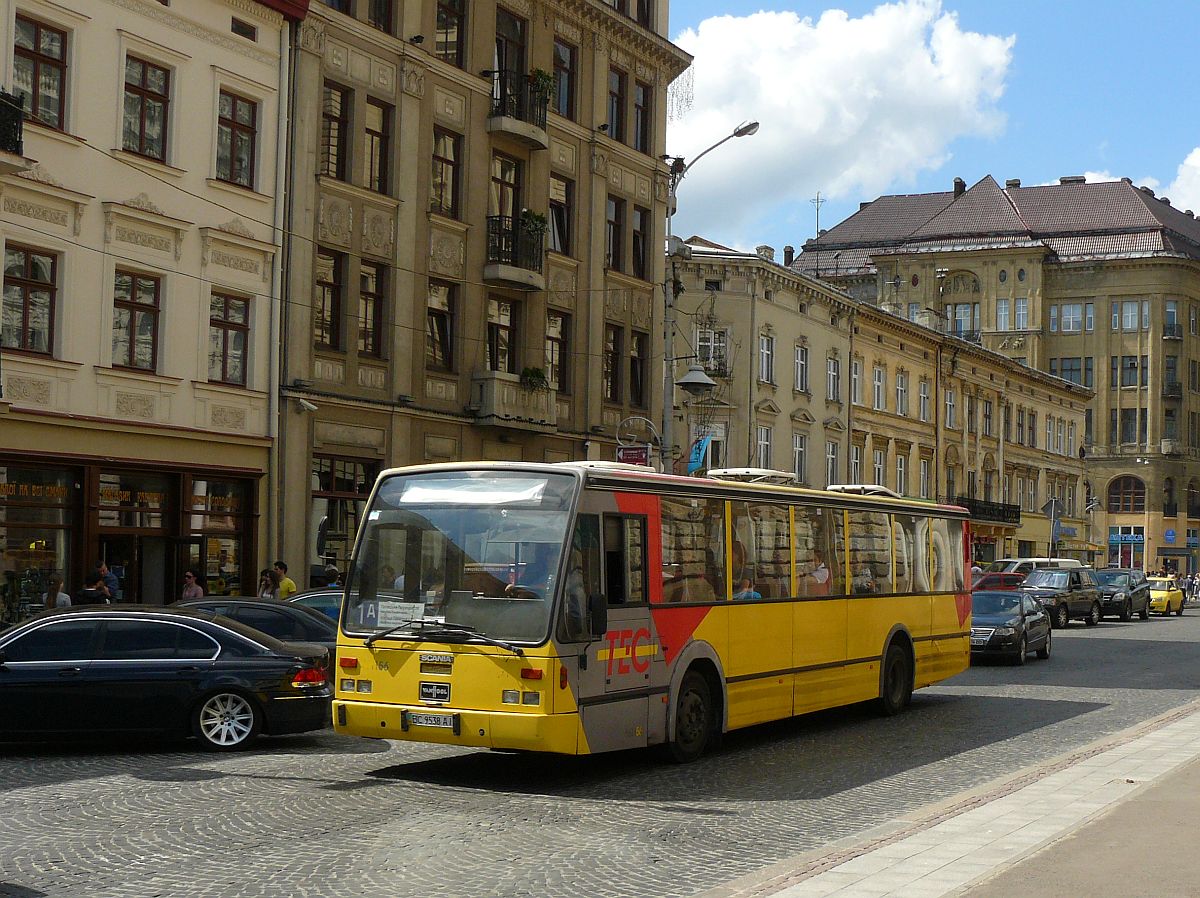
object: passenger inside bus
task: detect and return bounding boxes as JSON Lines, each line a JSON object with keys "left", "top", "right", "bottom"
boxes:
{"left": 733, "top": 577, "right": 762, "bottom": 600}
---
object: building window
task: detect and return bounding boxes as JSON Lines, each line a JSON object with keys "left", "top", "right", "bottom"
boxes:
{"left": 314, "top": 249, "right": 342, "bottom": 349}
{"left": 1014, "top": 297, "right": 1028, "bottom": 329}
{"left": 552, "top": 40, "right": 576, "bottom": 119}
{"left": 431, "top": 129, "right": 460, "bottom": 217}
{"left": 850, "top": 445, "right": 862, "bottom": 482}
{"left": 983, "top": 399, "right": 993, "bottom": 435}
{"left": 1, "top": 245, "right": 55, "bottom": 354}
{"left": 545, "top": 311, "right": 569, "bottom": 392}
{"left": 704, "top": 279, "right": 722, "bottom": 292}
{"left": 873, "top": 449, "right": 885, "bottom": 486}
{"left": 363, "top": 100, "right": 391, "bottom": 194}
{"left": 896, "top": 454, "right": 907, "bottom": 495}
{"left": 636, "top": 0, "right": 653, "bottom": 27}
{"left": 209, "top": 293, "right": 249, "bottom": 386}
{"left": 1049, "top": 304, "right": 1058, "bottom": 332}
{"left": 607, "top": 68, "right": 626, "bottom": 141}
{"left": 996, "top": 298, "right": 1009, "bottom": 331}
{"left": 111, "top": 270, "right": 160, "bottom": 371}
{"left": 945, "top": 388, "right": 956, "bottom": 428}
{"left": 436, "top": 0, "right": 466, "bottom": 67}
{"left": 1121, "top": 300, "right": 1138, "bottom": 330}
{"left": 1121, "top": 354, "right": 1138, "bottom": 387}
{"left": 358, "top": 262, "right": 383, "bottom": 357}
{"left": 1028, "top": 411, "right": 1037, "bottom": 448}
{"left": 967, "top": 394, "right": 976, "bottom": 434}
{"left": 321, "top": 82, "right": 350, "bottom": 180}
{"left": 793, "top": 433, "right": 807, "bottom": 483}
{"left": 895, "top": 371, "right": 908, "bottom": 416}
{"left": 487, "top": 298, "right": 516, "bottom": 374}
{"left": 633, "top": 81, "right": 651, "bottom": 153}
{"left": 920, "top": 458, "right": 930, "bottom": 499}
{"left": 603, "top": 324, "right": 621, "bottom": 401}
{"left": 13, "top": 15, "right": 67, "bottom": 130}
{"left": 310, "top": 456, "right": 378, "bottom": 581}
{"left": 826, "top": 357, "right": 841, "bottom": 401}
{"left": 631, "top": 206, "right": 650, "bottom": 279}
{"left": 1085, "top": 302, "right": 1094, "bottom": 332}
{"left": 489, "top": 150, "right": 520, "bottom": 217}
{"left": 756, "top": 426, "right": 772, "bottom": 469}
{"left": 1017, "top": 408, "right": 1025, "bottom": 443}
{"left": 825, "top": 441, "right": 839, "bottom": 486}
{"left": 605, "top": 196, "right": 624, "bottom": 270}
{"left": 366, "top": 0, "right": 392, "bottom": 33}
{"left": 851, "top": 358, "right": 862, "bottom": 404}
{"left": 216, "top": 90, "right": 257, "bottom": 188}
{"left": 919, "top": 379, "right": 930, "bottom": 422}
{"left": 872, "top": 365, "right": 885, "bottom": 410}
{"left": 630, "top": 331, "right": 648, "bottom": 407}
{"left": 425, "top": 281, "right": 454, "bottom": 370}
{"left": 698, "top": 328, "right": 728, "bottom": 373}
{"left": 794, "top": 345, "right": 809, "bottom": 392}
{"left": 122, "top": 56, "right": 170, "bottom": 161}
{"left": 759, "top": 334, "right": 775, "bottom": 383}
{"left": 1108, "top": 476, "right": 1145, "bottom": 513}
{"left": 549, "top": 176, "right": 572, "bottom": 255}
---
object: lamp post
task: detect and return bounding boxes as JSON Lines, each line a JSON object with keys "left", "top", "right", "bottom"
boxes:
{"left": 661, "top": 120, "right": 760, "bottom": 473}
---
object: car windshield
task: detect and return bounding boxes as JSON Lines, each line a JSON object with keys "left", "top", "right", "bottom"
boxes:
{"left": 1149, "top": 578, "right": 1175, "bottom": 588}
{"left": 973, "top": 592, "right": 1021, "bottom": 615}
{"left": 984, "top": 560, "right": 1014, "bottom": 573}
{"left": 344, "top": 470, "right": 577, "bottom": 643}
{"left": 1094, "top": 571, "right": 1131, "bottom": 588}
{"left": 1023, "top": 570, "right": 1068, "bottom": 588}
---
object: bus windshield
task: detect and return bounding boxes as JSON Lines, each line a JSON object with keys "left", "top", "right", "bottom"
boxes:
{"left": 343, "top": 470, "right": 577, "bottom": 643}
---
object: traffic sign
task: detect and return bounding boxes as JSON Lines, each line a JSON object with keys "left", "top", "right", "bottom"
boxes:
{"left": 616, "top": 445, "right": 650, "bottom": 465}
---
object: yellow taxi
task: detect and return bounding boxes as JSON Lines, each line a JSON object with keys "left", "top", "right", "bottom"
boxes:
{"left": 1148, "top": 577, "right": 1185, "bottom": 616}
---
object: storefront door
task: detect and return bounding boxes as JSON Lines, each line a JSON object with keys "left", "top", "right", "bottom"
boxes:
{"left": 98, "top": 534, "right": 173, "bottom": 604}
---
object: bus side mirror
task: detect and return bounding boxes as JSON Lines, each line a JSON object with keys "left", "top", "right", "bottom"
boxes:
{"left": 588, "top": 593, "right": 608, "bottom": 638}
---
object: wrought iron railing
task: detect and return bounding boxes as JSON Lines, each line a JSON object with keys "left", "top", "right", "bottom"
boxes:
{"left": 0, "top": 89, "right": 24, "bottom": 155}
{"left": 944, "top": 495, "right": 1022, "bottom": 525}
{"left": 486, "top": 214, "right": 545, "bottom": 272}
{"left": 1164, "top": 322, "right": 1183, "bottom": 339}
{"left": 949, "top": 329, "right": 982, "bottom": 344}
{"left": 1163, "top": 380, "right": 1183, "bottom": 400}
{"left": 490, "top": 70, "right": 549, "bottom": 131}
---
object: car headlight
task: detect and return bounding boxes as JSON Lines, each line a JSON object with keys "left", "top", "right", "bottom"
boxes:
{"left": 994, "top": 626, "right": 1016, "bottom": 636}
{"left": 1113, "top": 592, "right": 1127, "bottom": 602}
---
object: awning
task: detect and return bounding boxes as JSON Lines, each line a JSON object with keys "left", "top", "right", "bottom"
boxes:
{"left": 1156, "top": 547, "right": 1194, "bottom": 557}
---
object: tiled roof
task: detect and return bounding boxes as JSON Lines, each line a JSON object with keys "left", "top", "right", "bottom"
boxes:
{"left": 1007, "top": 181, "right": 1160, "bottom": 233}
{"left": 812, "top": 191, "right": 956, "bottom": 246}
{"left": 684, "top": 235, "right": 738, "bottom": 252}
{"left": 1044, "top": 232, "right": 1168, "bottom": 259}
{"left": 911, "top": 176, "right": 1028, "bottom": 238}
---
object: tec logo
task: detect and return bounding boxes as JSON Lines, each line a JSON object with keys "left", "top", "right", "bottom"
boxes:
{"left": 602, "top": 627, "right": 656, "bottom": 676}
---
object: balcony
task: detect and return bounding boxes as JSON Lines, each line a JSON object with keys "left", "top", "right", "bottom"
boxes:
{"left": 487, "top": 70, "right": 549, "bottom": 150}
{"left": 1162, "top": 438, "right": 1182, "bottom": 456}
{"left": 948, "top": 329, "right": 982, "bottom": 345}
{"left": 1163, "top": 380, "right": 1183, "bottom": 400}
{"left": 944, "top": 495, "right": 1022, "bottom": 525}
{"left": 484, "top": 214, "right": 545, "bottom": 291}
{"left": 0, "top": 89, "right": 31, "bottom": 176}
{"left": 1164, "top": 321, "right": 1183, "bottom": 339}
{"left": 469, "top": 369, "right": 556, "bottom": 432}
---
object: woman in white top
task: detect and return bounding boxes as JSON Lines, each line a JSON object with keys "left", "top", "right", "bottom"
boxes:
{"left": 44, "top": 574, "right": 71, "bottom": 608}
{"left": 257, "top": 568, "right": 281, "bottom": 599}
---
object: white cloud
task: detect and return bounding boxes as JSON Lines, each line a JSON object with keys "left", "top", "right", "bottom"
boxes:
{"left": 1163, "top": 149, "right": 1200, "bottom": 212}
{"left": 667, "top": 0, "right": 1014, "bottom": 246}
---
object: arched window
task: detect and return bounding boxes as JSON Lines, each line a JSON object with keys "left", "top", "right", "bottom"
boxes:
{"left": 1108, "top": 476, "right": 1145, "bottom": 513}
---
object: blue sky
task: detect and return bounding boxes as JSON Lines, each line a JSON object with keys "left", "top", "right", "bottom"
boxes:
{"left": 665, "top": 1, "right": 1200, "bottom": 254}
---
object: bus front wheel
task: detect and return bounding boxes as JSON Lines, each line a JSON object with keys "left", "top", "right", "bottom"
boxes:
{"left": 668, "top": 671, "right": 714, "bottom": 763}
{"left": 877, "top": 642, "right": 913, "bottom": 716}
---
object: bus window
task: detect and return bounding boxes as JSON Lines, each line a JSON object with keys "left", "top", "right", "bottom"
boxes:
{"left": 794, "top": 505, "right": 845, "bottom": 597}
{"left": 848, "top": 510, "right": 892, "bottom": 595}
{"left": 603, "top": 515, "right": 646, "bottom": 605}
{"left": 930, "top": 517, "right": 965, "bottom": 592}
{"left": 893, "top": 514, "right": 926, "bottom": 593}
{"left": 561, "top": 514, "right": 601, "bottom": 642}
{"left": 731, "top": 501, "right": 790, "bottom": 599}
{"left": 660, "top": 495, "right": 725, "bottom": 603}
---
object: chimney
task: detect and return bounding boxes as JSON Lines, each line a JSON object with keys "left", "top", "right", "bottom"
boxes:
{"left": 1005, "top": 178, "right": 1021, "bottom": 189}
{"left": 953, "top": 177, "right": 966, "bottom": 197}
{"left": 1141, "top": 185, "right": 1156, "bottom": 197}
{"left": 756, "top": 245, "right": 775, "bottom": 262}
{"left": 783, "top": 245, "right": 795, "bottom": 266}
{"left": 1059, "top": 175, "right": 1086, "bottom": 185}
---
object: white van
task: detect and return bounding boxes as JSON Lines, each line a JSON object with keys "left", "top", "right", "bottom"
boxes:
{"left": 984, "top": 557, "right": 1083, "bottom": 576}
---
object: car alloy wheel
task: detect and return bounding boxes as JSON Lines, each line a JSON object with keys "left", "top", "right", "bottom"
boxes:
{"left": 1013, "top": 635, "right": 1027, "bottom": 666}
{"left": 194, "top": 691, "right": 259, "bottom": 751}
{"left": 1036, "top": 628, "right": 1051, "bottom": 660}
{"left": 1055, "top": 604, "right": 1070, "bottom": 629}
{"left": 1085, "top": 602, "right": 1101, "bottom": 626}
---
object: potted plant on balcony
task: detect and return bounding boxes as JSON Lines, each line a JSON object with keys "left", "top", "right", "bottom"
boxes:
{"left": 520, "top": 209, "right": 548, "bottom": 238}
{"left": 520, "top": 366, "right": 551, "bottom": 392}
{"left": 529, "top": 68, "right": 554, "bottom": 98}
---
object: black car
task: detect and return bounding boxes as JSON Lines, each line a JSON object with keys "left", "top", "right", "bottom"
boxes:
{"left": 0, "top": 606, "right": 331, "bottom": 750}
{"left": 1093, "top": 569, "right": 1152, "bottom": 621}
{"left": 177, "top": 598, "right": 337, "bottom": 663}
{"left": 1020, "top": 567, "right": 1102, "bottom": 628}
{"left": 970, "top": 590, "right": 1052, "bottom": 664}
{"left": 286, "top": 589, "right": 342, "bottom": 622}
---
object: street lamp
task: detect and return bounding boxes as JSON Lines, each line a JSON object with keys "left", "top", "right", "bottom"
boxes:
{"left": 661, "top": 120, "right": 760, "bottom": 472}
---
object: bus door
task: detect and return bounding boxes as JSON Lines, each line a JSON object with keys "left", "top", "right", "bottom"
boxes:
{"left": 573, "top": 512, "right": 659, "bottom": 752}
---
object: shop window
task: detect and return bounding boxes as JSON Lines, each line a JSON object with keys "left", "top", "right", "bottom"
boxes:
{"left": 0, "top": 466, "right": 74, "bottom": 622}
{"left": 310, "top": 456, "right": 378, "bottom": 588}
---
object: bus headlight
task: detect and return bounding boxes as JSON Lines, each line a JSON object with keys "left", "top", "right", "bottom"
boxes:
{"left": 502, "top": 690, "right": 520, "bottom": 704}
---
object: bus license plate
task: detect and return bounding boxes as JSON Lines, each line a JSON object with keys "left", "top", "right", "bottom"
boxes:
{"left": 409, "top": 712, "right": 455, "bottom": 729}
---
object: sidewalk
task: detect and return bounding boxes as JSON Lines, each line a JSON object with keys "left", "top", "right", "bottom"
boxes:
{"left": 711, "top": 700, "right": 1200, "bottom": 898}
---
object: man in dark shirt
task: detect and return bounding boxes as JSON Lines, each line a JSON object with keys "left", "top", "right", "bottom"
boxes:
{"left": 97, "top": 561, "right": 119, "bottom": 599}
{"left": 74, "top": 571, "right": 110, "bottom": 606}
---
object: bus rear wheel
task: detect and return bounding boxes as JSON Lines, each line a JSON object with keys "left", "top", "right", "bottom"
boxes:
{"left": 668, "top": 671, "right": 714, "bottom": 763}
{"left": 877, "top": 642, "right": 912, "bottom": 716}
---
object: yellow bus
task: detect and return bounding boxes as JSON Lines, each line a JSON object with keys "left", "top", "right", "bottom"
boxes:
{"left": 332, "top": 462, "right": 970, "bottom": 761}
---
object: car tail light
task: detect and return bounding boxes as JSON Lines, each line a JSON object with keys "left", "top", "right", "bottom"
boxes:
{"left": 292, "top": 667, "right": 326, "bottom": 687}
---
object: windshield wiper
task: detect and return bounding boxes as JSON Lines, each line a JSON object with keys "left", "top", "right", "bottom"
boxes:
{"left": 363, "top": 619, "right": 524, "bottom": 656}
{"left": 363, "top": 617, "right": 468, "bottom": 647}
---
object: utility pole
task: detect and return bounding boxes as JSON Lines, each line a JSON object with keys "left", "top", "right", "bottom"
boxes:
{"left": 811, "top": 191, "right": 825, "bottom": 277}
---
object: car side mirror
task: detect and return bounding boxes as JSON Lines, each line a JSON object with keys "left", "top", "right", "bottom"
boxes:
{"left": 587, "top": 593, "right": 608, "bottom": 638}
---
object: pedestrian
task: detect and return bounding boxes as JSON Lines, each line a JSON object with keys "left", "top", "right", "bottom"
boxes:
{"left": 43, "top": 574, "right": 71, "bottom": 609}
{"left": 324, "top": 564, "right": 342, "bottom": 588}
{"left": 180, "top": 569, "right": 205, "bottom": 600}
{"left": 257, "top": 568, "right": 281, "bottom": 599}
{"left": 96, "top": 560, "right": 119, "bottom": 600}
{"left": 274, "top": 560, "right": 298, "bottom": 599}
{"left": 74, "top": 570, "right": 110, "bottom": 605}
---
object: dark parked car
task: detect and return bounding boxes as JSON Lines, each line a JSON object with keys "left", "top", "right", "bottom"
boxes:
{"left": 0, "top": 605, "right": 331, "bottom": 750}
{"left": 972, "top": 572, "right": 1026, "bottom": 591}
{"left": 286, "top": 589, "right": 342, "bottom": 622}
{"left": 1093, "top": 569, "right": 1151, "bottom": 621}
{"left": 1020, "top": 567, "right": 1102, "bottom": 628}
{"left": 970, "top": 590, "right": 1052, "bottom": 664}
{"left": 178, "top": 598, "right": 337, "bottom": 663}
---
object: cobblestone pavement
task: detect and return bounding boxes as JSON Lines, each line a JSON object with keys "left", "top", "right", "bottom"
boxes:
{"left": 3, "top": 614, "right": 1199, "bottom": 898}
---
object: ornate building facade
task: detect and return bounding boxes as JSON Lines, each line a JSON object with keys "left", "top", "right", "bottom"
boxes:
{"left": 278, "top": 2, "right": 690, "bottom": 584}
